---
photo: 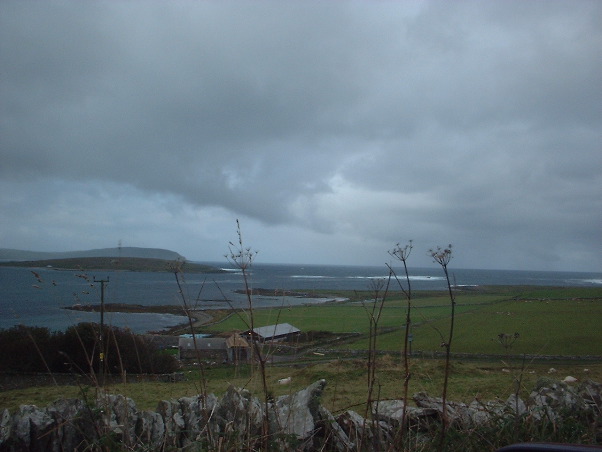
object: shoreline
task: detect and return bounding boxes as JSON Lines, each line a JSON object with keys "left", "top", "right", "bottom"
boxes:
{"left": 64, "top": 303, "right": 215, "bottom": 334}
{"left": 62, "top": 294, "right": 347, "bottom": 335}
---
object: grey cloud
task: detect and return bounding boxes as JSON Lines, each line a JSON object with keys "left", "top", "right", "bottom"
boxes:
{"left": 1, "top": 1, "right": 600, "bottom": 271}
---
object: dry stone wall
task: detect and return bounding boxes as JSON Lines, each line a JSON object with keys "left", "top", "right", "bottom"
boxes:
{"left": 1, "top": 379, "right": 600, "bottom": 451}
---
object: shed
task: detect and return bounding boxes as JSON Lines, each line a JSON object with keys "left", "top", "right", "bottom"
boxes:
{"left": 246, "top": 323, "right": 300, "bottom": 343}
{"left": 226, "top": 333, "right": 251, "bottom": 363}
{"left": 179, "top": 333, "right": 250, "bottom": 363}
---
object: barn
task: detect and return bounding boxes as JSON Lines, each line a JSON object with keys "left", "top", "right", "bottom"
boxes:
{"left": 246, "top": 323, "right": 300, "bottom": 343}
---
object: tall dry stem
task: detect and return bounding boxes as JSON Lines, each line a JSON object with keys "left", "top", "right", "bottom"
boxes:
{"left": 171, "top": 258, "right": 218, "bottom": 448}
{"left": 387, "top": 240, "right": 413, "bottom": 449}
{"left": 226, "top": 219, "right": 271, "bottom": 449}
{"left": 429, "top": 244, "right": 455, "bottom": 451}
{"left": 361, "top": 278, "right": 389, "bottom": 406}
{"left": 358, "top": 276, "right": 391, "bottom": 452}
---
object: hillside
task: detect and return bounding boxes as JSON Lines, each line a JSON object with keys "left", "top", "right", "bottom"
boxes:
{"left": 0, "top": 247, "right": 185, "bottom": 261}
{"left": 0, "top": 257, "right": 224, "bottom": 273}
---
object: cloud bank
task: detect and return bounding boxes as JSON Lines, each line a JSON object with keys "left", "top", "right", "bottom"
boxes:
{"left": 1, "top": 1, "right": 601, "bottom": 271}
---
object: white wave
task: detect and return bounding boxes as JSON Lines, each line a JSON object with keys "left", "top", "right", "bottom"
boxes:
{"left": 408, "top": 275, "right": 445, "bottom": 281}
{"left": 383, "top": 275, "right": 446, "bottom": 281}
{"left": 349, "top": 275, "right": 446, "bottom": 281}
{"left": 582, "top": 279, "right": 602, "bottom": 285}
{"left": 291, "top": 274, "right": 446, "bottom": 281}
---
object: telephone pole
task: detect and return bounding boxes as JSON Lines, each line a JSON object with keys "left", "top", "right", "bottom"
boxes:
{"left": 94, "top": 277, "right": 109, "bottom": 383}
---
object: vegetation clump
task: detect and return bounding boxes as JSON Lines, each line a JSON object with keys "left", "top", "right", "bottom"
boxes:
{"left": 0, "top": 323, "right": 178, "bottom": 375}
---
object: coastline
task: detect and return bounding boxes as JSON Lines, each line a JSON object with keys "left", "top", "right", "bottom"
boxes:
{"left": 61, "top": 293, "right": 348, "bottom": 335}
{"left": 64, "top": 303, "right": 217, "bottom": 334}
{"left": 5, "top": 262, "right": 600, "bottom": 335}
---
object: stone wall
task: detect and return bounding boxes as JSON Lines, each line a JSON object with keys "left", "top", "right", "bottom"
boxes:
{"left": 1, "top": 378, "right": 600, "bottom": 451}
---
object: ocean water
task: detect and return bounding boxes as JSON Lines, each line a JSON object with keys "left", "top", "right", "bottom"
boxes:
{"left": 0, "top": 263, "right": 600, "bottom": 333}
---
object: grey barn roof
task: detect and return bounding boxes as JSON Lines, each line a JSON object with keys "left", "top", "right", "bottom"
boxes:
{"left": 250, "top": 323, "right": 300, "bottom": 339}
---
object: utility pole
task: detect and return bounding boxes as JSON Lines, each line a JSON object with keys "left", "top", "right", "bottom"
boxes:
{"left": 94, "top": 277, "right": 109, "bottom": 384}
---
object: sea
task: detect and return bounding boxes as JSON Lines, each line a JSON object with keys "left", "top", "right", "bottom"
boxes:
{"left": 0, "top": 263, "right": 600, "bottom": 334}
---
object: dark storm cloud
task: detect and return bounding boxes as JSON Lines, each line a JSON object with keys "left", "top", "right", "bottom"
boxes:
{"left": 1, "top": 1, "right": 601, "bottom": 271}
{"left": 2, "top": 2, "right": 362, "bottom": 218}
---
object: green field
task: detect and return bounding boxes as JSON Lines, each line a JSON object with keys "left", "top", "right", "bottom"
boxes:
{"left": 206, "top": 292, "right": 508, "bottom": 333}
{"left": 205, "top": 286, "right": 602, "bottom": 357}
{"left": 357, "top": 298, "right": 602, "bottom": 355}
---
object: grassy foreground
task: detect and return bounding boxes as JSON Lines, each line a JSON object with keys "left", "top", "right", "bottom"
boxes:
{"left": 2, "top": 358, "right": 601, "bottom": 415}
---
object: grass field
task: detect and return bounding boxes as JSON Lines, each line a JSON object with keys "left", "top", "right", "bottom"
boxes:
{"left": 1, "top": 285, "right": 601, "bottom": 418}
{"left": 205, "top": 286, "right": 602, "bottom": 356}
{"left": 203, "top": 293, "right": 510, "bottom": 334}
{"left": 350, "top": 297, "right": 602, "bottom": 355}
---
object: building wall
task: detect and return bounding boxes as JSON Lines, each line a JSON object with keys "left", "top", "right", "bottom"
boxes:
{"left": 180, "top": 348, "right": 228, "bottom": 362}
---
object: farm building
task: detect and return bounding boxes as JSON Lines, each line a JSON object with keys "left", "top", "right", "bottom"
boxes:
{"left": 179, "top": 333, "right": 250, "bottom": 363}
{"left": 246, "top": 323, "right": 300, "bottom": 343}
{"left": 226, "top": 333, "right": 251, "bottom": 364}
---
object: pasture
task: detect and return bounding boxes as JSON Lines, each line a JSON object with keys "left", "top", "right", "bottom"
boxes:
{"left": 205, "top": 286, "right": 602, "bottom": 357}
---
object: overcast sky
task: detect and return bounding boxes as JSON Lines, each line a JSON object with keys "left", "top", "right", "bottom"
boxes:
{"left": 1, "top": 1, "right": 601, "bottom": 272}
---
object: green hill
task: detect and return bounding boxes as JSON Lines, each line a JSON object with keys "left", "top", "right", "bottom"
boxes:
{"left": 0, "top": 257, "right": 224, "bottom": 273}
{"left": 0, "top": 247, "right": 185, "bottom": 261}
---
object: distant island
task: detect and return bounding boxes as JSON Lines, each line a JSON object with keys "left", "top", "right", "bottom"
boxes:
{"left": 0, "top": 247, "right": 224, "bottom": 273}
{"left": 0, "top": 246, "right": 184, "bottom": 261}
{"left": 0, "top": 257, "right": 224, "bottom": 273}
